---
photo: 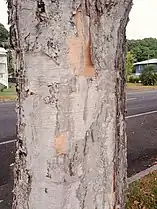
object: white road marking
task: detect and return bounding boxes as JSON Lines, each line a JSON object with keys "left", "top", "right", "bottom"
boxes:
{"left": 127, "top": 98, "right": 136, "bottom": 101}
{"left": 0, "top": 109, "right": 156, "bottom": 146}
{"left": 126, "top": 110, "right": 157, "bottom": 119}
{"left": 127, "top": 90, "right": 157, "bottom": 95}
{"left": 0, "top": 139, "right": 16, "bottom": 146}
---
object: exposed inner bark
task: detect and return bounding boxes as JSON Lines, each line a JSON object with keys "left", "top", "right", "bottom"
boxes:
{"left": 9, "top": 0, "right": 132, "bottom": 209}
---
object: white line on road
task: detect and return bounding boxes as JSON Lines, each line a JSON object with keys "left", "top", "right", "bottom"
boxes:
{"left": 0, "top": 110, "right": 157, "bottom": 145}
{"left": 0, "top": 139, "right": 16, "bottom": 146}
{"left": 127, "top": 98, "right": 136, "bottom": 101}
{"left": 127, "top": 90, "right": 157, "bottom": 95}
{"left": 126, "top": 110, "right": 157, "bottom": 119}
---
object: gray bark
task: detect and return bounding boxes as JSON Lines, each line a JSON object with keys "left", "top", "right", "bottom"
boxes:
{"left": 9, "top": 0, "right": 132, "bottom": 208}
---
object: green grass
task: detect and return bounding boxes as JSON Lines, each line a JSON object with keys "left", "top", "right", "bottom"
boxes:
{"left": 126, "top": 171, "right": 157, "bottom": 209}
{"left": 0, "top": 83, "right": 16, "bottom": 100}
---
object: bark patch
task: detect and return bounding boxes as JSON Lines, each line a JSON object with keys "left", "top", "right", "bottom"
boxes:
{"left": 67, "top": 12, "right": 96, "bottom": 77}
{"left": 55, "top": 132, "right": 68, "bottom": 155}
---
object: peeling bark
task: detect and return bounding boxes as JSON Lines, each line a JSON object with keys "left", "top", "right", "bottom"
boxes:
{"left": 9, "top": 0, "right": 132, "bottom": 209}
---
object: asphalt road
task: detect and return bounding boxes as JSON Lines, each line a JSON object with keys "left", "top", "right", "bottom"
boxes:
{"left": 127, "top": 90, "right": 157, "bottom": 176}
{"left": 0, "top": 90, "right": 157, "bottom": 207}
{"left": 0, "top": 102, "right": 16, "bottom": 142}
{"left": 0, "top": 102, "right": 16, "bottom": 208}
{"left": 127, "top": 90, "right": 157, "bottom": 116}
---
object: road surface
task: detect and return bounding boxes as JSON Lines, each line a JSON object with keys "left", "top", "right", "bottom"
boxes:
{"left": 1, "top": 90, "right": 157, "bottom": 207}
{"left": 127, "top": 90, "right": 157, "bottom": 176}
{"left": 0, "top": 102, "right": 16, "bottom": 208}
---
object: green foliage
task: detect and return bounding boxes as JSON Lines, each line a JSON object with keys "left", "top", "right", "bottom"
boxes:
{"left": 128, "top": 76, "right": 140, "bottom": 83}
{"left": 126, "top": 52, "right": 136, "bottom": 79}
{"left": 132, "top": 66, "right": 136, "bottom": 74}
{"left": 140, "top": 65, "right": 157, "bottom": 86}
{"left": 0, "top": 23, "right": 14, "bottom": 75}
{"left": 7, "top": 50, "right": 15, "bottom": 75}
{"left": 127, "top": 38, "right": 157, "bottom": 62}
{"left": 0, "top": 23, "right": 8, "bottom": 43}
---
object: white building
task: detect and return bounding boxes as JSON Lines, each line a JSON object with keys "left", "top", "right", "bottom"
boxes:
{"left": 134, "top": 59, "right": 157, "bottom": 76}
{"left": 0, "top": 47, "right": 8, "bottom": 87}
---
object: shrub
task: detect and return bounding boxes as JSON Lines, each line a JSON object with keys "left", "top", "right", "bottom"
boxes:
{"left": 128, "top": 76, "right": 140, "bottom": 83}
{"left": 135, "top": 77, "right": 140, "bottom": 83}
{"left": 140, "top": 65, "right": 157, "bottom": 86}
{"left": 128, "top": 76, "right": 134, "bottom": 83}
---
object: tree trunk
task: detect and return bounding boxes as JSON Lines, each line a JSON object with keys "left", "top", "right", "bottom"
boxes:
{"left": 9, "top": 0, "right": 132, "bottom": 208}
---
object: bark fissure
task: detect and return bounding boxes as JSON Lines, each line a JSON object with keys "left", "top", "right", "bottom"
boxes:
{"left": 82, "top": 188, "right": 87, "bottom": 209}
{"left": 68, "top": 143, "right": 78, "bottom": 176}
{"left": 68, "top": 160, "right": 74, "bottom": 176}
{"left": 36, "top": 0, "right": 47, "bottom": 22}
{"left": 114, "top": 1, "right": 133, "bottom": 208}
{"left": 83, "top": 130, "right": 89, "bottom": 156}
{"left": 37, "top": 0, "right": 46, "bottom": 13}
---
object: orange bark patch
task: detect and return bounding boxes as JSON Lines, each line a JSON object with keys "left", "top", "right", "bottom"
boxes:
{"left": 80, "top": 33, "right": 95, "bottom": 77}
{"left": 67, "top": 12, "right": 96, "bottom": 78}
{"left": 55, "top": 133, "right": 67, "bottom": 155}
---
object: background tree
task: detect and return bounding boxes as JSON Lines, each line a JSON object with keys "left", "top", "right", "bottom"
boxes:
{"left": 7, "top": 50, "right": 15, "bottom": 75}
{"left": 0, "top": 23, "right": 8, "bottom": 44}
{"left": 140, "top": 65, "right": 157, "bottom": 86}
{"left": 127, "top": 38, "right": 157, "bottom": 62}
{"left": 9, "top": 0, "right": 132, "bottom": 209}
{"left": 126, "top": 51, "right": 136, "bottom": 79}
{"left": 0, "top": 23, "right": 14, "bottom": 77}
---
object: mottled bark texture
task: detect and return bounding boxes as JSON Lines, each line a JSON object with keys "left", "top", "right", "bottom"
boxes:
{"left": 9, "top": 0, "right": 132, "bottom": 208}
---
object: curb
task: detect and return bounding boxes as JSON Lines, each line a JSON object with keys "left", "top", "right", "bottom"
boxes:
{"left": 128, "top": 164, "right": 157, "bottom": 184}
{"left": 0, "top": 95, "right": 16, "bottom": 101}
{"left": 0, "top": 99, "right": 16, "bottom": 103}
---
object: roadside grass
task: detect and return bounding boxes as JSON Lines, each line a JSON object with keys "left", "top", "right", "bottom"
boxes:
{"left": 0, "top": 83, "right": 16, "bottom": 101}
{"left": 126, "top": 171, "right": 157, "bottom": 209}
{"left": 127, "top": 83, "right": 157, "bottom": 91}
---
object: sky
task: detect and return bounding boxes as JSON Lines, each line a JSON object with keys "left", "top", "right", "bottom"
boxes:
{"left": 127, "top": 0, "right": 157, "bottom": 39}
{"left": 0, "top": 0, "right": 157, "bottom": 40}
{"left": 0, "top": 0, "right": 8, "bottom": 29}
